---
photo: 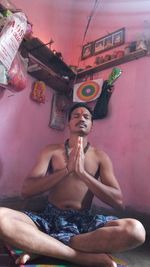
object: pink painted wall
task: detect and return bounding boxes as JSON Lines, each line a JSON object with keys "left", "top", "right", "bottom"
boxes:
{"left": 0, "top": 0, "right": 150, "bottom": 213}
{"left": 87, "top": 57, "right": 150, "bottom": 213}
{"left": 0, "top": 78, "right": 64, "bottom": 197}
{"left": 0, "top": 0, "right": 68, "bottom": 198}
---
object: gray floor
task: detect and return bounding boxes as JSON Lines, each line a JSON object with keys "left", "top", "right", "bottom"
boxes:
{"left": 114, "top": 239, "right": 150, "bottom": 267}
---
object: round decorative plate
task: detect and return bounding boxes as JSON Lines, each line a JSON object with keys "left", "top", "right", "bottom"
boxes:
{"left": 76, "top": 80, "right": 102, "bottom": 102}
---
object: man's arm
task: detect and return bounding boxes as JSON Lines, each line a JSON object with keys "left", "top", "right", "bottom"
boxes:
{"left": 75, "top": 139, "right": 123, "bottom": 210}
{"left": 21, "top": 146, "right": 68, "bottom": 198}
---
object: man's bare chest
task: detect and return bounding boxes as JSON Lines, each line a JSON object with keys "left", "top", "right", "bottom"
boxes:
{"left": 51, "top": 151, "right": 99, "bottom": 178}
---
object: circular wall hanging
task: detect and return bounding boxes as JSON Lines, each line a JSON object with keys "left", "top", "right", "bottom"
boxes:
{"left": 76, "top": 80, "right": 102, "bottom": 102}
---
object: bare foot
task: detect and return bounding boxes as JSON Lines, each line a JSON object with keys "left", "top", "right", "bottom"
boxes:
{"left": 15, "top": 253, "right": 38, "bottom": 265}
{"left": 75, "top": 253, "right": 117, "bottom": 267}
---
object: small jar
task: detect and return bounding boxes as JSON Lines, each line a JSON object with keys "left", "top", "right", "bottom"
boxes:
{"left": 95, "top": 56, "right": 104, "bottom": 65}
{"left": 104, "top": 54, "right": 111, "bottom": 62}
{"left": 116, "top": 50, "right": 124, "bottom": 58}
{"left": 124, "top": 45, "right": 130, "bottom": 55}
{"left": 111, "top": 51, "right": 117, "bottom": 59}
{"left": 129, "top": 41, "right": 137, "bottom": 52}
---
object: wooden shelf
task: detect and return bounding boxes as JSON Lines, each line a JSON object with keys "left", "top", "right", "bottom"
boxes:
{"left": 20, "top": 38, "right": 76, "bottom": 93}
{"left": 77, "top": 49, "right": 147, "bottom": 79}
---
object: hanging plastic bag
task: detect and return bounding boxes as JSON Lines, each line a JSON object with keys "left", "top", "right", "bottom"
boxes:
{"left": 0, "top": 11, "right": 27, "bottom": 71}
{"left": 0, "top": 9, "right": 27, "bottom": 91}
{"left": 0, "top": 52, "right": 27, "bottom": 91}
{"left": 7, "top": 52, "right": 27, "bottom": 91}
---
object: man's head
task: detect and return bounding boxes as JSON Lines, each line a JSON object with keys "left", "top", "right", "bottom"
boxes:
{"left": 68, "top": 103, "right": 93, "bottom": 136}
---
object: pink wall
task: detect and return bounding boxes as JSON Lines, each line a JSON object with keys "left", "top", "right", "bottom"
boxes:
{"left": 12, "top": 0, "right": 77, "bottom": 65}
{"left": 0, "top": 0, "right": 150, "bottom": 213}
{"left": 0, "top": 78, "right": 64, "bottom": 197}
{"left": 88, "top": 57, "right": 150, "bottom": 213}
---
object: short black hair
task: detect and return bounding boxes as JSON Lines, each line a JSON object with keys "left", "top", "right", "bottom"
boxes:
{"left": 68, "top": 103, "right": 93, "bottom": 122}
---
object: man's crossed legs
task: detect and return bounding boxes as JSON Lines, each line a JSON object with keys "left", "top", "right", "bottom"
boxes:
{"left": 0, "top": 207, "right": 146, "bottom": 267}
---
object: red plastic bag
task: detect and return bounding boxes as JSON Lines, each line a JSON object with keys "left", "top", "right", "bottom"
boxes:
{"left": 7, "top": 52, "right": 27, "bottom": 91}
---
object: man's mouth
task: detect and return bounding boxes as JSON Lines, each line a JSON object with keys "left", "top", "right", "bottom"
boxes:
{"left": 77, "top": 123, "right": 86, "bottom": 128}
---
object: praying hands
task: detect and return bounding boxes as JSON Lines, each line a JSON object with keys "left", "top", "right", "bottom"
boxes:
{"left": 66, "top": 137, "right": 87, "bottom": 177}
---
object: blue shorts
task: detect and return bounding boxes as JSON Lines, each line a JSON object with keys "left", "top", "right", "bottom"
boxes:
{"left": 24, "top": 203, "right": 118, "bottom": 245}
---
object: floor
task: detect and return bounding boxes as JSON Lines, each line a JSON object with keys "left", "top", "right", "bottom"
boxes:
{"left": 115, "top": 239, "right": 150, "bottom": 267}
{"left": 0, "top": 238, "right": 150, "bottom": 267}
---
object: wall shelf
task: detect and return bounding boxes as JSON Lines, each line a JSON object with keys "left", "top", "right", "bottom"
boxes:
{"left": 21, "top": 38, "right": 76, "bottom": 93}
{"left": 0, "top": 3, "right": 76, "bottom": 92}
{"left": 77, "top": 49, "right": 148, "bottom": 79}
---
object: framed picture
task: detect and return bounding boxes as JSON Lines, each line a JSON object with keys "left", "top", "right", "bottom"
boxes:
{"left": 81, "top": 42, "right": 93, "bottom": 60}
{"left": 49, "top": 93, "right": 69, "bottom": 131}
{"left": 104, "top": 35, "right": 113, "bottom": 49}
{"left": 94, "top": 38, "right": 105, "bottom": 54}
{"left": 93, "top": 28, "right": 125, "bottom": 55}
{"left": 112, "top": 28, "right": 125, "bottom": 46}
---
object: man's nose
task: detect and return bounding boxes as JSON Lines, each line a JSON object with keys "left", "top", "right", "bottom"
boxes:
{"left": 79, "top": 115, "right": 85, "bottom": 121}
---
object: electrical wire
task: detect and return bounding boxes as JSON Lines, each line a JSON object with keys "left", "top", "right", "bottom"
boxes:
{"left": 82, "top": 0, "right": 100, "bottom": 46}
{"left": 73, "top": 0, "right": 100, "bottom": 85}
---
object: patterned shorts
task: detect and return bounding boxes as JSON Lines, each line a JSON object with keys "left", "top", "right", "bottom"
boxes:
{"left": 24, "top": 203, "right": 118, "bottom": 245}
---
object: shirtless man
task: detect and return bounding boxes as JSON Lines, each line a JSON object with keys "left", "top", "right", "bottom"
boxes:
{"left": 0, "top": 103, "right": 146, "bottom": 267}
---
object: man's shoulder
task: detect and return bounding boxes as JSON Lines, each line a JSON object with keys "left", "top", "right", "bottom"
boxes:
{"left": 92, "top": 146, "right": 106, "bottom": 156}
{"left": 91, "top": 146, "right": 109, "bottom": 161}
{"left": 41, "top": 143, "right": 63, "bottom": 156}
{"left": 45, "top": 143, "right": 63, "bottom": 150}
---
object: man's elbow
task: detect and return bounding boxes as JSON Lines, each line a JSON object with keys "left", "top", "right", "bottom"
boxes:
{"left": 116, "top": 199, "right": 124, "bottom": 210}
{"left": 115, "top": 193, "right": 125, "bottom": 210}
